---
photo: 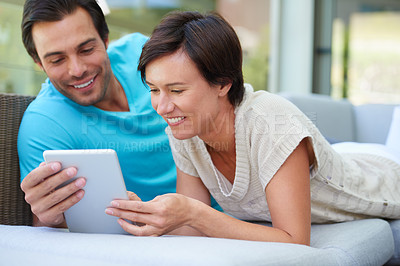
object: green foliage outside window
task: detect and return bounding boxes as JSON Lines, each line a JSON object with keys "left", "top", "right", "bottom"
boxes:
{"left": 0, "top": 0, "right": 269, "bottom": 95}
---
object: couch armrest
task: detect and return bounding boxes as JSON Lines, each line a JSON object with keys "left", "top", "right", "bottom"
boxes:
{"left": 0, "top": 93, "right": 35, "bottom": 225}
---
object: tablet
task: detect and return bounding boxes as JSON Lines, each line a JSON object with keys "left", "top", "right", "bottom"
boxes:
{"left": 43, "top": 149, "right": 129, "bottom": 234}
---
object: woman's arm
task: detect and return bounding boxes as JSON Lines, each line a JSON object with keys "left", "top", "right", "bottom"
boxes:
{"left": 264, "top": 138, "right": 311, "bottom": 245}
{"left": 180, "top": 139, "right": 311, "bottom": 244}
{"left": 169, "top": 168, "right": 211, "bottom": 236}
{"left": 106, "top": 139, "right": 311, "bottom": 245}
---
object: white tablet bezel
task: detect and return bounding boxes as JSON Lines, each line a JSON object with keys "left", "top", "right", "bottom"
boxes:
{"left": 43, "top": 149, "right": 129, "bottom": 234}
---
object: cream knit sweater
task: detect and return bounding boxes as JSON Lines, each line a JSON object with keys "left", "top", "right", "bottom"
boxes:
{"left": 166, "top": 85, "right": 400, "bottom": 223}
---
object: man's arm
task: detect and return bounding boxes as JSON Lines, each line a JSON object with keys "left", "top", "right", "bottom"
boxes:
{"left": 18, "top": 110, "right": 84, "bottom": 227}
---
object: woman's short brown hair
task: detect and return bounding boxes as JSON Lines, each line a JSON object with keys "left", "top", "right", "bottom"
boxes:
{"left": 138, "top": 11, "right": 245, "bottom": 106}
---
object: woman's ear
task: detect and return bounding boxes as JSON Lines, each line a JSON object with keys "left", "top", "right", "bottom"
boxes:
{"left": 218, "top": 82, "right": 232, "bottom": 97}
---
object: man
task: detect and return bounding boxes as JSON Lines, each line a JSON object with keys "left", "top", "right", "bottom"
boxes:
{"left": 18, "top": 0, "right": 176, "bottom": 228}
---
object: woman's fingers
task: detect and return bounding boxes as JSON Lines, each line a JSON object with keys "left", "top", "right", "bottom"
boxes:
{"left": 117, "top": 218, "right": 160, "bottom": 236}
{"left": 127, "top": 191, "right": 141, "bottom": 201}
{"left": 110, "top": 199, "right": 158, "bottom": 214}
{"left": 105, "top": 203, "right": 158, "bottom": 226}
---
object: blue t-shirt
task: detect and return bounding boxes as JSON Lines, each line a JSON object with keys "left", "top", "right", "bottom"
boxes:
{"left": 17, "top": 33, "right": 176, "bottom": 201}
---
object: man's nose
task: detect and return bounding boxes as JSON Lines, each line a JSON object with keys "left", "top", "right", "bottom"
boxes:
{"left": 68, "top": 56, "right": 87, "bottom": 78}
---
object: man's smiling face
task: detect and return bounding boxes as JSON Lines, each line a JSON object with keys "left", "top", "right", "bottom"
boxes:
{"left": 32, "top": 7, "right": 112, "bottom": 106}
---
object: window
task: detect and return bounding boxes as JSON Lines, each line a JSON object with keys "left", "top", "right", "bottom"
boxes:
{"left": 0, "top": 0, "right": 270, "bottom": 95}
{"left": 106, "top": 0, "right": 271, "bottom": 91}
{"left": 330, "top": 0, "right": 400, "bottom": 104}
{"left": 0, "top": 1, "right": 46, "bottom": 95}
{"left": 217, "top": 0, "right": 270, "bottom": 91}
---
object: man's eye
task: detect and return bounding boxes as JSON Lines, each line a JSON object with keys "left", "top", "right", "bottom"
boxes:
{"left": 50, "top": 58, "right": 64, "bottom": 64}
{"left": 81, "top": 48, "right": 94, "bottom": 54}
{"left": 171, "top": 90, "right": 183, "bottom": 93}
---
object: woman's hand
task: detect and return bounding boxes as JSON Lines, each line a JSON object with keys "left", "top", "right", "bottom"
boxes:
{"left": 126, "top": 191, "right": 141, "bottom": 201}
{"left": 105, "top": 193, "right": 193, "bottom": 236}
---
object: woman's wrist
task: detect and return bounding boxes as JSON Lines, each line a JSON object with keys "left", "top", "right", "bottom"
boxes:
{"left": 183, "top": 196, "right": 206, "bottom": 232}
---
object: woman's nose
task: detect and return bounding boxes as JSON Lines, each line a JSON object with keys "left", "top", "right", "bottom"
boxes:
{"left": 156, "top": 93, "right": 174, "bottom": 115}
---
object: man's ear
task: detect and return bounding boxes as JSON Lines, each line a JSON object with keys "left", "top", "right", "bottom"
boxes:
{"left": 34, "top": 60, "right": 44, "bottom": 71}
{"left": 104, "top": 36, "right": 109, "bottom": 49}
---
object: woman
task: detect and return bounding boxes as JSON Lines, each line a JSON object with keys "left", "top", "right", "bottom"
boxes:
{"left": 105, "top": 11, "right": 400, "bottom": 245}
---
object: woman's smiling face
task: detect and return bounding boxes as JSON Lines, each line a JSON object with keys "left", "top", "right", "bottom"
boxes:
{"left": 146, "top": 49, "right": 231, "bottom": 140}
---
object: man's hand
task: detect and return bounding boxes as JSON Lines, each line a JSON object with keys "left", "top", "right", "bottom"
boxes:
{"left": 20, "top": 162, "right": 86, "bottom": 227}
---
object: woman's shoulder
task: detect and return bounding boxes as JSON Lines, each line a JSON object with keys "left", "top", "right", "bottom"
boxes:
{"left": 237, "top": 84, "right": 304, "bottom": 120}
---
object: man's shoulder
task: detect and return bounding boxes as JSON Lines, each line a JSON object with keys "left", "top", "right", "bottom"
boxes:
{"left": 107, "top": 33, "right": 149, "bottom": 58}
{"left": 25, "top": 87, "right": 81, "bottom": 120}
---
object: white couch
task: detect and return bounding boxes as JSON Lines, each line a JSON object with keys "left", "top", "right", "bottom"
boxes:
{"left": 0, "top": 219, "right": 395, "bottom": 266}
{"left": 0, "top": 92, "right": 398, "bottom": 265}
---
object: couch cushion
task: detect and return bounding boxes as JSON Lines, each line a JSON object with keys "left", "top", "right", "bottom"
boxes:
{"left": 353, "top": 104, "right": 397, "bottom": 144}
{"left": 0, "top": 219, "right": 393, "bottom": 265}
{"left": 280, "top": 92, "right": 355, "bottom": 142}
{"left": 386, "top": 220, "right": 400, "bottom": 265}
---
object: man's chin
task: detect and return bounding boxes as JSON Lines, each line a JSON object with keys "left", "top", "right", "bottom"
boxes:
{"left": 61, "top": 91, "right": 102, "bottom": 107}
{"left": 75, "top": 98, "right": 101, "bottom": 106}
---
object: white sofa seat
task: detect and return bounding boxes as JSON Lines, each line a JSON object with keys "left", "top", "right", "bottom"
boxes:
{"left": 0, "top": 219, "right": 394, "bottom": 266}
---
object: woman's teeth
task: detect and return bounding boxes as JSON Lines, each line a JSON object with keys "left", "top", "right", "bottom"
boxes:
{"left": 74, "top": 78, "right": 94, "bottom": 89}
{"left": 167, "top": 117, "right": 185, "bottom": 124}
